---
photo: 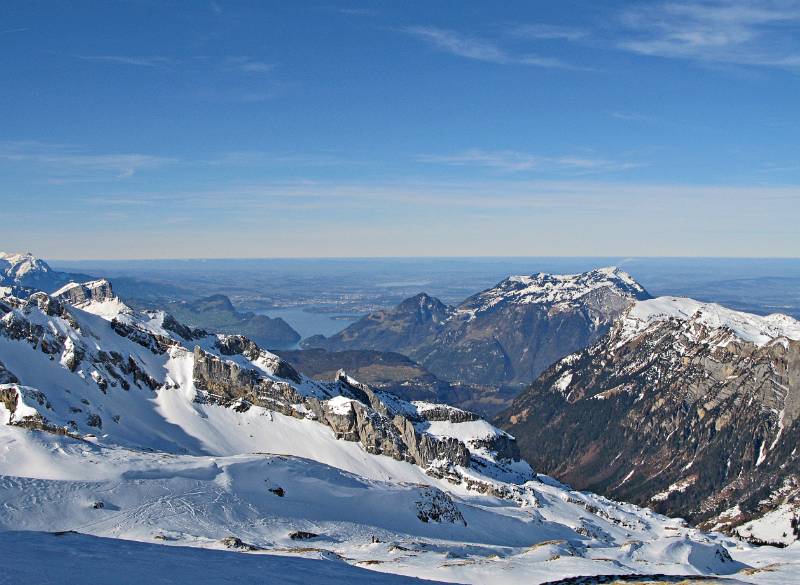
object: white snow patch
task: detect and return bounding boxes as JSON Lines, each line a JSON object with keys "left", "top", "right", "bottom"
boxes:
{"left": 554, "top": 372, "right": 573, "bottom": 393}
{"left": 622, "top": 297, "right": 800, "bottom": 347}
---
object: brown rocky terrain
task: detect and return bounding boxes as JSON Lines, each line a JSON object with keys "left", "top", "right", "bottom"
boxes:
{"left": 498, "top": 297, "right": 800, "bottom": 544}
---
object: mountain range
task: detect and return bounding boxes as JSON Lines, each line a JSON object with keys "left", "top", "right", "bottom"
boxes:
{"left": 304, "top": 268, "right": 651, "bottom": 390}
{"left": 1, "top": 252, "right": 795, "bottom": 583}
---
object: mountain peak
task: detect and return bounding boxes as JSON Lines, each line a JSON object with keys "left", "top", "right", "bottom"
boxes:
{"left": 0, "top": 251, "right": 52, "bottom": 281}
{"left": 460, "top": 267, "right": 649, "bottom": 317}
{"left": 396, "top": 293, "right": 452, "bottom": 321}
{"left": 0, "top": 252, "right": 95, "bottom": 296}
{"left": 187, "top": 294, "right": 237, "bottom": 313}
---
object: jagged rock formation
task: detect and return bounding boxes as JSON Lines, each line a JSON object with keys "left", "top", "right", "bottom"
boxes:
{"left": 0, "top": 274, "right": 531, "bottom": 491}
{"left": 52, "top": 279, "right": 115, "bottom": 306}
{"left": 498, "top": 296, "right": 800, "bottom": 544}
{"left": 305, "top": 268, "right": 651, "bottom": 388}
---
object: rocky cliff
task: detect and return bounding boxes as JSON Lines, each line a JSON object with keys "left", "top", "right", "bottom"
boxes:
{"left": 498, "top": 296, "right": 800, "bottom": 544}
{"left": 52, "top": 279, "right": 115, "bottom": 305}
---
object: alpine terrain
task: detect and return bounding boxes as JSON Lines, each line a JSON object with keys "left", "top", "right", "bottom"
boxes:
{"left": 499, "top": 296, "right": 800, "bottom": 548}
{"left": 304, "top": 268, "right": 651, "bottom": 392}
{"left": 1, "top": 253, "right": 796, "bottom": 583}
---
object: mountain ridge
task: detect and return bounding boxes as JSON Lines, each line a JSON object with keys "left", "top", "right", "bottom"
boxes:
{"left": 498, "top": 296, "right": 800, "bottom": 546}
{"left": 305, "top": 267, "right": 651, "bottom": 389}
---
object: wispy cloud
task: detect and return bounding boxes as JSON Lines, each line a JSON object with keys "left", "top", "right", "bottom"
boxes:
{"left": 506, "top": 23, "right": 587, "bottom": 42}
{"left": 193, "top": 87, "right": 281, "bottom": 102}
{"left": 0, "top": 141, "right": 175, "bottom": 179}
{"left": 758, "top": 162, "right": 800, "bottom": 173}
{"left": 223, "top": 56, "right": 275, "bottom": 74}
{"left": 618, "top": 1, "right": 800, "bottom": 69}
{"left": 12, "top": 174, "right": 797, "bottom": 258}
{"left": 67, "top": 178, "right": 799, "bottom": 222}
{"left": 0, "top": 27, "right": 29, "bottom": 36}
{"left": 418, "top": 149, "right": 641, "bottom": 174}
{"left": 403, "top": 26, "right": 573, "bottom": 68}
{"left": 207, "top": 151, "right": 362, "bottom": 167}
{"left": 76, "top": 54, "right": 277, "bottom": 76}
{"left": 75, "top": 55, "right": 177, "bottom": 67}
{"left": 610, "top": 111, "right": 651, "bottom": 122}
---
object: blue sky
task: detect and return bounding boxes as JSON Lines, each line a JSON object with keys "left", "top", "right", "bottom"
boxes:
{"left": 2, "top": 0, "right": 799, "bottom": 258}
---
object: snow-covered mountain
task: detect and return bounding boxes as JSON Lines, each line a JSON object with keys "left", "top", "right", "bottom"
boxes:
{"left": 499, "top": 296, "right": 800, "bottom": 548}
{"left": 456, "top": 267, "right": 648, "bottom": 319}
{"left": 0, "top": 251, "right": 94, "bottom": 298}
{"left": 1, "top": 261, "right": 796, "bottom": 583}
{"left": 306, "top": 268, "right": 651, "bottom": 392}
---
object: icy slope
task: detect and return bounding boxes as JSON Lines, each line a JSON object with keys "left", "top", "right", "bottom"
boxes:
{"left": 457, "top": 267, "right": 649, "bottom": 319}
{"left": 621, "top": 296, "right": 800, "bottom": 347}
{"left": 0, "top": 425, "right": 760, "bottom": 585}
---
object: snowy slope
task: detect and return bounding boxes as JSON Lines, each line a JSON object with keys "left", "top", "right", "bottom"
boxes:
{"left": 0, "top": 251, "right": 51, "bottom": 282}
{"left": 621, "top": 297, "right": 800, "bottom": 347}
{"left": 456, "top": 267, "right": 649, "bottom": 319}
{"left": 0, "top": 262, "right": 793, "bottom": 584}
{"left": 0, "top": 251, "right": 93, "bottom": 295}
{"left": 1, "top": 530, "right": 447, "bottom": 585}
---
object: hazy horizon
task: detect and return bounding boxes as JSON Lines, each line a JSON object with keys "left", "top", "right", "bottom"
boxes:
{"left": 36, "top": 254, "right": 800, "bottom": 262}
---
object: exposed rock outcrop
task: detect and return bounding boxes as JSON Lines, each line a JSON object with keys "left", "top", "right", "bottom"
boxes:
{"left": 414, "top": 486, "right": 466, "bottom": 525}
{"left": 52, "top": 279, "right": 115, "bottom": 306}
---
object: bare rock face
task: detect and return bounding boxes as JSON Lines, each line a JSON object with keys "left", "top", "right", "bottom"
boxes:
{"left": 215, "top": 335, "right": 302, "bottom": 383}
{"left": 305, "top": 268, "right": 650, "bottom": 388}
{"left": 192, "top": 345, "right": 304, "bottom": 416}
{"left": 191, "top": 349, "right": 473, "bottom": 471}
{"left": 288, "top": 531, "right": 319, "bottom": 541}
{"left": 498, "top": 297, "right": 800, "bottom": 541}
{"left": 52, "top": 279, "right": 115, "bottom": 306}
{"left": 220, "top": 536, "right": 262, "bottom": 551}
{"left": 1, "top": 297, "right": 69, "bottom": 356}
